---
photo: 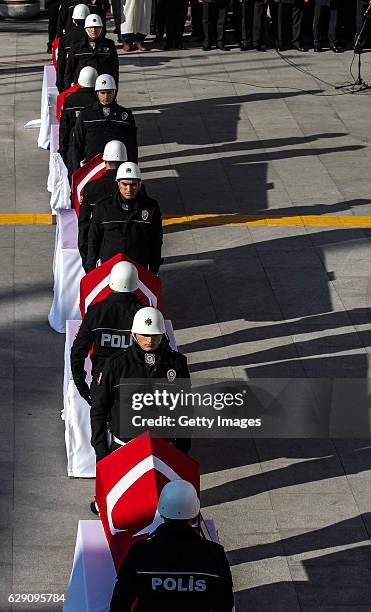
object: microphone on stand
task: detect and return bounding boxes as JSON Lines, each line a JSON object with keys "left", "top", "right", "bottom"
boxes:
{"left": 364, "top": 1, "right": 371, "bottom": 17}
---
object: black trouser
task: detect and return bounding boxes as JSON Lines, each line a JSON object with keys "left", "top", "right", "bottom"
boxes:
{"left": 356, "top": 0, "right": 369, "bottom": 49}
{"left": 160, "top": 0, "right": 188, "bottom": 47}
{"left": 267, "top": 0, "right": 279, "bottom": 43}
{"left": 203, "top": 3, "right": 228, "bottom": 46}
{"left": 277, "top": 1, "right": 304, "bottom": 47}
{"left": 122, "top": 32, "right": 146, "bottom": 44}
{"left": 313, "top": 1, "right": 338, "bottom": 47}
{"left": 47, "top": 0, "right": 59, "bottom": 44}
{"left": 151, "top": 0, "right": 166, "bottom": 38}
{"left": 111, "top": 0, "right": 122, "bottom": 38}
{"left": 241, "top": 0, "right": 266, "bottom": 47}
{"left": 190, "top": 0, "right": 203, "bottom": 37}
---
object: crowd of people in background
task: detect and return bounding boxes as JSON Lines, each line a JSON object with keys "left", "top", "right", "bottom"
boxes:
{"left": 46, "top": 0, "right": 371, "bottom": 56}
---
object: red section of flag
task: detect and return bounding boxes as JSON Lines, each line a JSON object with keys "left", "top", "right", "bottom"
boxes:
{"left": 51, "top": 38, "right": 60, "bottom": 70}
{"left": 96, "top": 433, "right": 200, "bottom": 571}
{"left": 71, "top": 153, "right": 105, "bottom": 215}
{"left": 79, "top": 252, "right": 163, "bottom": 317}
{"left": 56, "top": 83, "right": 80, "bottom": 122}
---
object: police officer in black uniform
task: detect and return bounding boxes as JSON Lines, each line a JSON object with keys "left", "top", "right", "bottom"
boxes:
{"left": 86, "top": 162, "right": 162, "bottom": 274}
{"left": 78, "top": 139, "right": 127, "bottom": 270}
{"left": 56, "top": 4, "right": 90, "bottom": 93}
{"left": 201, "top": 0, "right": 229, "bottom": 50}
{"left": 91, "top": 307, "right": 190, "bottom": 462}
{"left": 71, "top": 261, "right": 143, "bottom": 405}
{"left": 59, "top": 66, "right": 98, "bottom": 176}
{"left": 110, "top": 479, "right": 235, "bottom": 612}
{"left": 355, "top": 0, "right": 370, "bottom": 52}
{"left": 277, "top": 0, "right": 309, "bottom": 50}
{"left": 71, "top": 74, "right": 137, "bottom": 172}
{"left": 64, "top": 15, "right": 118, "bottom": 90}
{"left": 57, "top": 0, "right": 107, "bottom": 37}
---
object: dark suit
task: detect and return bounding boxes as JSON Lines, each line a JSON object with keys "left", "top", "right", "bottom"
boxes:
{"left": 277, "top": 0, "right": 305, "bottom": 48}
{"left": 46, "top": 0, "right": 60, "bottom": 45}
{"left": 190, "top": 0, "right": 203, "bottom": 37}
{"left": 313, "top": 0, "right": 339, "bottom": 47}
{"left": 162, "top": 0, "right": 188, "bottom": 47}
{"left": 111, "top": 0, "right": 122, "bottom": 41}
{"left": 240, "top": 0, "right": 267, "bottom": 47}
{"left": 202, "top": 0, "right": 229, "bottom": 47}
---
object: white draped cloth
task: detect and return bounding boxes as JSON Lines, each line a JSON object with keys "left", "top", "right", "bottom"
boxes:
{"left": 121, "top": 0, "right": 152, "bottom": 35}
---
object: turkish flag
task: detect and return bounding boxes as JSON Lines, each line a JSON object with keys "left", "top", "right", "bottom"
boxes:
{"left": 96, "top": 433, "right": 200, "bottom": 571}
{"left": 56, "top": 82, "right": 80, "bottom": 122}
{"left": 71, "top": 153, "right": 105, "bottom": 216}
{"left": 51, "top": 38, "right": 60, "bottom": 70}
{"left": 79, "top": 252, "right": 163, "bottom": 317}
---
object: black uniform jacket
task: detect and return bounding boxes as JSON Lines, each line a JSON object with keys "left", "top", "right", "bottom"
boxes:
{"left": 64, "top": 33, "right": 118, "bottom": 91}
{"left": 71, "top": 292, "right": 143, "bottom": 389}
{"left": 59, "top": 87, "right": 96, "bottom": 166}
{"left": 86, "top": 190, "right": 163, "bottom": 274}
{"left": 56, "top": 0, "right": 107, "bottom": 37}
{"left": 91, "top": 341, "right": 190, "bottom": 459}
{"left": 71, "top": 101, "right": 137, "bottom": 171}
{"left": 277, "top": 0, "right": 305, "bottom": 4}
{"left": 110, "top": 521, "right": 234, "bottom": 612}
{"left": 56, "top": 25, "right": 85, "bottom": 93}
{"left": 315, "top": 0, "right": 342, "bottom": 10}
{"left": 78, "top": 169, "right": 118, "bottom": 268}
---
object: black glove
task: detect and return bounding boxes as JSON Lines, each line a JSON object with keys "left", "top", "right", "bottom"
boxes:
{"left": 76, "top": 381, "right": 92, "bottom": 405}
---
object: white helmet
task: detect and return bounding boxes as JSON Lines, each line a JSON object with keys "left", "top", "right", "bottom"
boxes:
{"left": 158, "top": 480, "right": 200, "bottom": 520}
{"left": 78, "top": 66, "right": 98, "bottom": 88}
{"left": 116, "top": 162, "right": 141, "bottom": 181}
{"left": 103, "top": 140, "right": 128, "bottom": 162}
{"left": 132, "top": 307, "right": 165, "bottom": 335}
{"left": 72, "top": 3, "right": 90, "bottom": 20}
{"left": 109, "top": 261, "right": 138, "bottom": 292}
{"left": 95, "top": 74, "right": 117, "bottom": 92}
{"left": 85, "top": 13, "right": 103, "bottom": 28}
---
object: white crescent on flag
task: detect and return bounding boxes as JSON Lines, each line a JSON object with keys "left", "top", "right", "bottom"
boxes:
{"left": 77, "top": 161, "right": 106, "bottom": 204}
{"left": 106, "top": 455, "right": 182, "bottom": 536}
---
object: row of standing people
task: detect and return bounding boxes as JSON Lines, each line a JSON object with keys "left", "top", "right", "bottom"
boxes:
{"left": 150, "top": 0, "right": 368, "bottom": 53}
{"left": 47, "top": 0, "right": 371, "bottom": 56}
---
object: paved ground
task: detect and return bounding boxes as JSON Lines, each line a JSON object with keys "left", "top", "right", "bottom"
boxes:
{"left": 1, "top": 14, "right": 371, "bottom": 612}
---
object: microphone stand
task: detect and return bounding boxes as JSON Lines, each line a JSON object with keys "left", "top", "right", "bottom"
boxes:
{"left": 336, "top": 5, "right": 371, "bottom": 93}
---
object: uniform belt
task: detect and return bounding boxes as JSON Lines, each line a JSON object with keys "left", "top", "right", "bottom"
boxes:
{"left": 112, "top": 434, "right": 127, "bottom": 447}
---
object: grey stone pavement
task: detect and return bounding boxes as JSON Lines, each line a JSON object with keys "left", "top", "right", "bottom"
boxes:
{"left": 1, "top": 14, "right": 371, "bottom": 612}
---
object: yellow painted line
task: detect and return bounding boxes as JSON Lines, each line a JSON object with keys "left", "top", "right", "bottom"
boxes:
{"left": 0, "top": 212, "right": 369, "bottom": 228}
{"left": 0, "top": 213, "right": 54, "bottom": 225}
{"left": 163, "top": 214, "right": 371, "bottom": 228}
